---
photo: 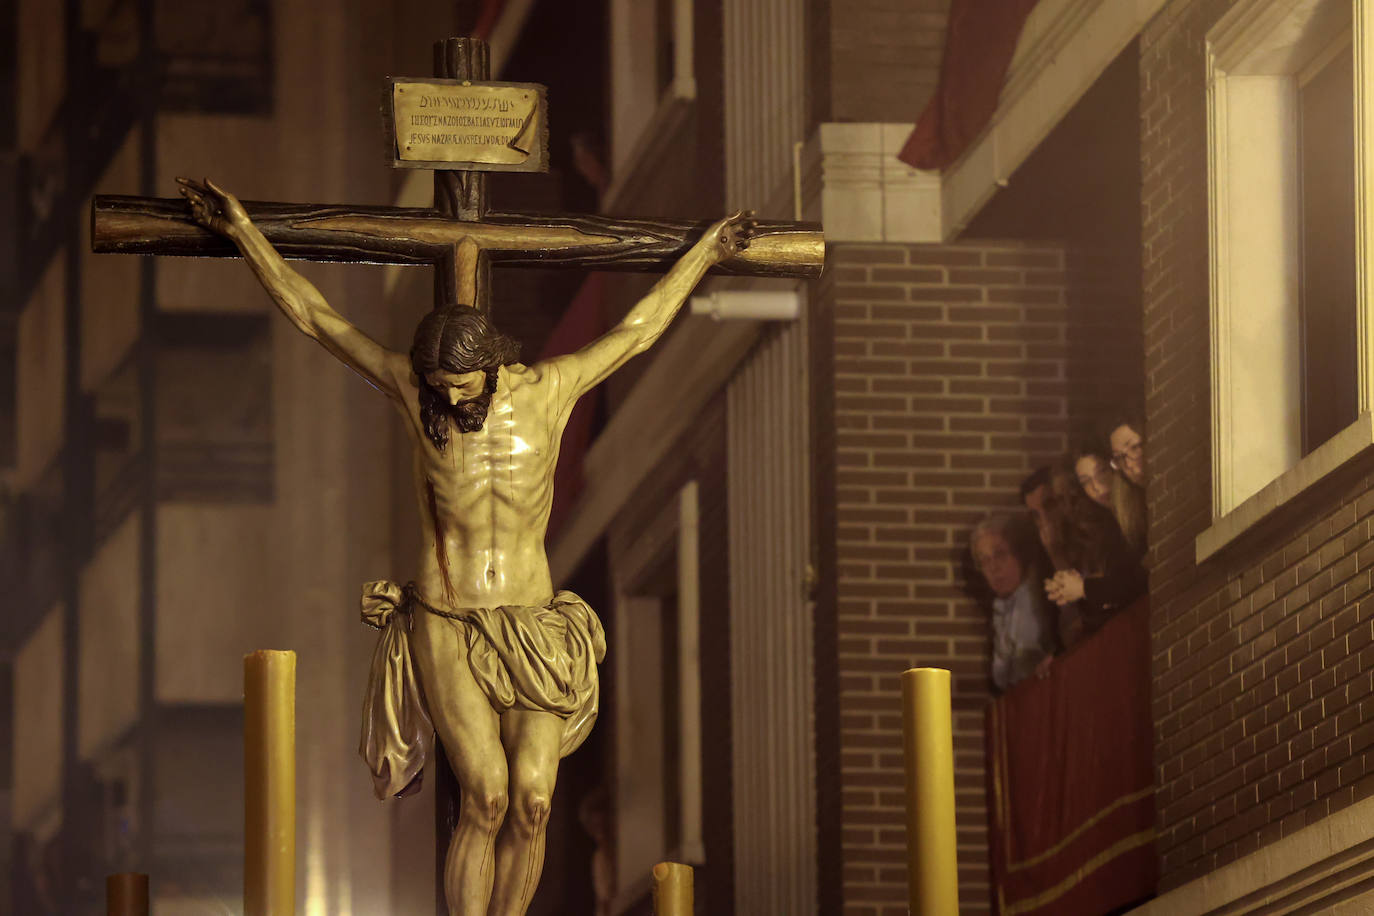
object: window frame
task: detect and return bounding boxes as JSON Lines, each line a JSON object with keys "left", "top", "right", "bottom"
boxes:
{"left": 1199, "top": 0, "right": 1374, "bottom": 561}
{"left": 605, "top": 0, "right": 696, "bottom": 204}
{"left": 609, "top": 481, "right": 704, "bottom": 913}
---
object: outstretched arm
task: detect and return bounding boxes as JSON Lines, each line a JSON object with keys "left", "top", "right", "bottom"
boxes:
{"left": 547, "top": 211, "right": 756, "bottom": 405}
{"left": 178, "top": 178, "right": 405, "bottom": 399}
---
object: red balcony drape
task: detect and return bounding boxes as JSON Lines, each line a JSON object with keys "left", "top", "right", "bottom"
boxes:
{"left": 898, "top": 0, "right": 1041, "bottom": 171}
{"left": 986, "top": 598, "right": 1157, "bottom": 915}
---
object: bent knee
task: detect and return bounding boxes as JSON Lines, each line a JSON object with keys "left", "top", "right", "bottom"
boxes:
{"left": 512, "top": 790, "right": 552, "bottom": 833}
{"left": 462, "top": 788, "right": 509, "bottom": 828}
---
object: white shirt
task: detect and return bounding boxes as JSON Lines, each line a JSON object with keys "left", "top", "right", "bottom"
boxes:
{"left": 990, "top": 579, "right": 1053, "bottom": 691}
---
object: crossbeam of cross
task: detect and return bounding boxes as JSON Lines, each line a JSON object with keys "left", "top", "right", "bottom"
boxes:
{"left": 91, "top": 39, "right": 823, "bottom": 312}
{"left": 91, "top": 194, "right": 823, "bottom": 278}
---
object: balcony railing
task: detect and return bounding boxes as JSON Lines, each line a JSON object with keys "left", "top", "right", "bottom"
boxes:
{"left": 986, "top": 598, "right": 1156, "bottom": 915}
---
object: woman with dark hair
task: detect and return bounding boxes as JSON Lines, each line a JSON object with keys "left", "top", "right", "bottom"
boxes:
{"left": 1071, "top": 440, "right": 1114, "bottom": 510}
{"left": 1043, "top": 463, "right": 1147, "bottom": 646}
{"left": 1103, "top": 412, "right": 1149, "bottom": 554}
{"left": 1105, "top": 412, "right": 1146, "bottom": 486}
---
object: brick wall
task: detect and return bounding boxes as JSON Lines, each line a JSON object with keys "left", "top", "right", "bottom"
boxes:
{"left": 1065, "top": 245, "right": 1146, "bottom": 425}
{"left": 828, "top": 0, "right": 950, "bottom": 122}
{"left": 831, "top": 240, "right": 1080, "bottom": 915}
{"left": 1142, "top": 0, "right": 1374, "bottom": 890}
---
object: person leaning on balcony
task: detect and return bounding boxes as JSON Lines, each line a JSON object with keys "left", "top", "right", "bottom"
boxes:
{"left": 1043, "top": 463, "right": 1147, "bottom": 641}
{"left": 969, "top": 514, "right": 1057, "bottom": 692}
{"left": 1071, "top": 440, "right": 1115, "bottom": 511}
{"left": 1104, "top": 412, "right": 1149, "bottom": 555}
{"left": 1020, "top": 465, "right": 1085, "bottom": 647}
{"left": 1019, "top": 466, "right": 1068, "bottom": 570}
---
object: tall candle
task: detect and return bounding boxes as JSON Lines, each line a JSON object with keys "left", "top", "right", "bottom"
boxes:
{"left": 651, "top": 861, "right": 693, "bottom": 915}
{"left": 106, "top": 872, "right": 149, "bottom": 915}
{"left": 902, "top": 667, "right": 959, "bottom": 915}
{"left": 244, "top": 650, "right": 296, "bottom": 916}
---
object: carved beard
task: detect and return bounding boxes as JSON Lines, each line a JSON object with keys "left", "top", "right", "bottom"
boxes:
{"left": 451, "top": 390, "right": 493, "bottom": 433}
{"left": 417, "top": 370, "right": 497, "bottom": 450}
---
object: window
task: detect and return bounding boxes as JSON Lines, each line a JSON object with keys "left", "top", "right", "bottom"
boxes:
{"left": 1201, "top": 0, "right": 1374, "bottom": 558}
{"left": 610, "top": 481, "right": 704, "bottom": 910}
{"left": 154, "top": 312, "right": 273, "bottom": 503}
{"left": 93, "top": 355, "right": 140, "bottom": 541}
{"left": 1298, "top": 40, "right": 1356, "bottom": 452}
{"left": 607, "top": 0, "right": 695, "bottom": 188}
{"left": 155, "top": 0, "right": 274, "bottom": 114}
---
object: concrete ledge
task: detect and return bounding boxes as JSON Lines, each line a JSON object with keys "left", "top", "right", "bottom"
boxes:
{"left": 1130, "top": 795, "right": 1374, "bottom": 914}
{"left": 1196, "top": 412, "right": 1374, "bottom": 562}
{"left": 817, "top": 122, "right": 940, "bottom": 243}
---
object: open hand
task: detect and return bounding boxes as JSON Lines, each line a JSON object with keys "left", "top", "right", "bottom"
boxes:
{"left": 708, "top": 210, "right": 757, "bottom": 262}
{"left": 176, "top": 177, "right": 250, "bottom": 237}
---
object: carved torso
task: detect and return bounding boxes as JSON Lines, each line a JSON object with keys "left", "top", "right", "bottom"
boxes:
{"left": 397, "top": 363, "right": 567, "bottom": 611}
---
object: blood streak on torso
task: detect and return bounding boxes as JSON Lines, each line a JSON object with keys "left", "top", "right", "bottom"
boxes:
{"left": 405, "top": 364, "right": 561, "bottom": 612}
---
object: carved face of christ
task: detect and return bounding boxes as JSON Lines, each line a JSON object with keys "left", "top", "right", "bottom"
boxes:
{"left": 427, "top": 368, "right": 487, "bottom": 404}
{"left": 423, "top": 367, "right": 497, "bottom": 434}
{"left": 409, "top": 304, "right": 521, "bottom": 448}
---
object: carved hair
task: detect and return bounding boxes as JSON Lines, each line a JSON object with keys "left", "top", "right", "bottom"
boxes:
{"left": 410, "top": 305, "right": 521, "bottom": 450}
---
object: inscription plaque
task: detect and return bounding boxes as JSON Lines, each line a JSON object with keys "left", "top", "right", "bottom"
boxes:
{"left": 386, "top": 78, "right": 548, "bottom": 172}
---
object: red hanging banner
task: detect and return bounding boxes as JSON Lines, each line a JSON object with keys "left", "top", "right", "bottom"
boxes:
{"left": 899, "top": 0, "right": 1042, "bottom": 171}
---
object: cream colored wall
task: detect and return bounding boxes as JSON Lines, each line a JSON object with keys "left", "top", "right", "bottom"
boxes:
{"left": 12, "top": 606, "right": 63, "bottom": 832}
{"left": 154, "top": 114, "right": 283, "bottom": 315}
{"left": 153, "top": 505, "right": 276, "bottom": 701}
{"left": 77, "top": 513, "right": 141, "bottom": 759}
{"left": 16, "top": 254, "right": 66, "bottom": 489}
{"left": 142, "top": 0, "right": 414, "bottom": 910}
{"left": 81, "top": 132, "right": 142, "bottom": 391}
{"left": 7, "top": 0, "right": 472, "bottom": 910}
{"left": 16, "top": 0, "right": 63, "bottom": 153}
{"left": 608, "top": 0, "right": 662, "bottom": 176}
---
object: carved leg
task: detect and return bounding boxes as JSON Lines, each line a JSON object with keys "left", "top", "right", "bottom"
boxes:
{"left": 488, "top": 709, "right": 564, "bottom": 916}
{"left": 412, "top": 616, "right": 508, "bottom": 916}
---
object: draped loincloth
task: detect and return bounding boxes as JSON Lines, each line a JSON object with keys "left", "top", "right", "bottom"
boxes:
{"left": 357, "top": 580, "right": 606, "bottom": 800}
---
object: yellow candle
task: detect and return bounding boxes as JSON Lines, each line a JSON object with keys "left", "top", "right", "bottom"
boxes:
{"left": 651, "top": 861, "right": 693, "bottom": 916}
{"left": 902, "top": 667, "right": 959, "bottom": 915}
{"left": 244, "top": 650, "right": 296, "bottom": 916}
{"left": 106, "top": 872, "right": 148, "bottom": 915}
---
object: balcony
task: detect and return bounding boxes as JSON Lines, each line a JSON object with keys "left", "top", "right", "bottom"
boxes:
{"left": 985, "top": 599, "right": 1156, "bottom": 914}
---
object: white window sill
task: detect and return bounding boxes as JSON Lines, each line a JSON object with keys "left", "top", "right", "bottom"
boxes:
{"left": 1196, "top": 411, "right": 1374, "bottom": 562}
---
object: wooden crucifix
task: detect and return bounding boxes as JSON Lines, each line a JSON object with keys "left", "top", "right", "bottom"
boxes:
{"left": 91, "top": 37, "right": 823, "bottom": 916}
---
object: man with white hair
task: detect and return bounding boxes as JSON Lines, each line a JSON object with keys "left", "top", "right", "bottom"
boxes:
{"left": 969, "top": 515, "right": 1057, "bottom": 691}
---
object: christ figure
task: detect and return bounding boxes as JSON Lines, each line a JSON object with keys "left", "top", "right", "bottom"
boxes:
{"left": 177, "top": 178, "right": 752, "bottom": 916}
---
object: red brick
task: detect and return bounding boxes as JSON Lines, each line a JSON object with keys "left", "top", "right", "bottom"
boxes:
{"left": 1139, "top": 0, "right": 1374, "bottom": 886}
{"left": 825, "top": 233, "right": 1133, "bottom": 911}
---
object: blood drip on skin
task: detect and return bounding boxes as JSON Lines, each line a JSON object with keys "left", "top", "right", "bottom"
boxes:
{"left": 426, "top": 479, "right": 457, "bottom": 605}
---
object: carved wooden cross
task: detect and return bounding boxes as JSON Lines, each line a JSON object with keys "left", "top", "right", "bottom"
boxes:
{"left": 90, "top": 36, "right": 822, "bottom": 913}
{"left": 92, "top": 38, "right": 823, "bottom": 319}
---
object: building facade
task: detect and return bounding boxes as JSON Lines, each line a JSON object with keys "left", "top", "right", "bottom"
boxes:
{"left": 12, "top": 0, "right": 1374, "bottom": 914}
